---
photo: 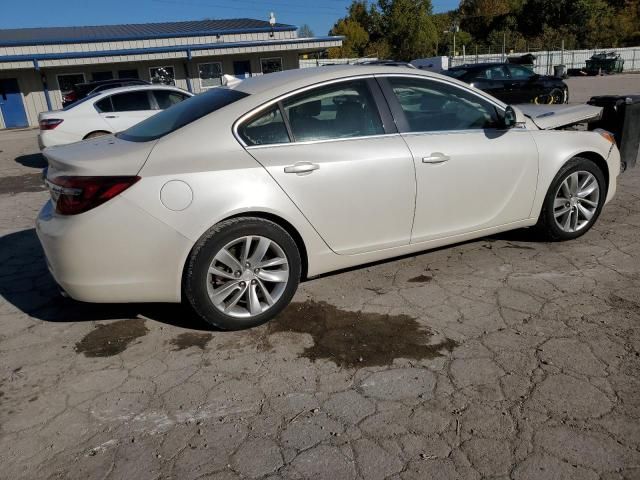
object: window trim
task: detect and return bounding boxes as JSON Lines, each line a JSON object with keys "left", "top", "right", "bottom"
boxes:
{"left": 376, "top": 74, "right": 507, "bottom": 134}
{"left": 56, "top": 72, "right": 86, "bottom": 101}
{"left": 260, "top": 57, "right": 283, "bottom": 74}
{"left": 197, "top": 61, "right": 223, "bottom": 89}
{"left": 148, "top": 65, "right": 176, "bottom": 85}
{"left": 233, "top": 75, "right": 396, "bottom": 149}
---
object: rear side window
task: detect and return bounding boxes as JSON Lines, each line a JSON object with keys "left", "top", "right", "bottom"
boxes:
{"left": 118, "top": 88, "right": 249, "bottom": 142}
{"left": 111, "top": 91, "right": 152, "bottom": 111}
{"left": 153, "top": 90, "right": 189, "bottom": 109}
{"left": 238, "top": 106, "right": 290, "bottom": 146}
{"left": 94, "top": 97, "right": 113, "bottom": 113}
{"left": 282, "top": 80, "right": 384, "bottom": 142}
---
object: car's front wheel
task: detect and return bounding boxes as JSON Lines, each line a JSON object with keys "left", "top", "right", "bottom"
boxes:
{"left": 184, "top": 217, "right": 301, "bottom": 330}
{"left": 536, "top": 157, "right": 606, "bottom": 241}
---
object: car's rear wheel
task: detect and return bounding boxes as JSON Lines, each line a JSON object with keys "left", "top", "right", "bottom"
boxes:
{"left": 184, "top": 217, "right": 301, "bottom": 330}
{"left": 536, "top": 157, "right": 606, "bottom": 241}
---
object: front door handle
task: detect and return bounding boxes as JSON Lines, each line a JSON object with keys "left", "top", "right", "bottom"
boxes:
{"left": 105, "top": 115, "right": 118, "bottom": 119}
{"left": 422, "top": 153, "right": 450, "bottom": 164}
{"left": 284, "top": 162, "right": 320, "bottom": 174}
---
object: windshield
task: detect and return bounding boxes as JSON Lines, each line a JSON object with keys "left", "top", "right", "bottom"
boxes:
{"left": 443, "top": 69, "right": 469, "bottom": 79}
{"left": 117, "top": 88, "right": 249, "bottom": 142}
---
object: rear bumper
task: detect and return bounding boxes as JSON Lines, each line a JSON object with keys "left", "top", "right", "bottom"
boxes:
{"left": 35, "top": 196, "right": 193, "bottom": 303}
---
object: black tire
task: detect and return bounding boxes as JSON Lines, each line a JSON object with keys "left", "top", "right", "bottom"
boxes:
{"left": 535, "top": 157, "right": 606, "bottom": 241}
{"left": 183, "top": 217, "right": 301, "bottom": 330}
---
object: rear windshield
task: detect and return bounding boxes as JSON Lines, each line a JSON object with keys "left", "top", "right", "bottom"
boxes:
{"left": 62, "top": 92, "right": 101, "bottom": 111}
{"left": 117, "top": 88, "right": 249, "bottom": 142}
{"left": 444, "top": 69, "right": 469, "bottom": 79}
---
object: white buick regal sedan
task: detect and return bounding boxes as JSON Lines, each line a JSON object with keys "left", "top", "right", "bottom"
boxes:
{"left": 37, "top": 85, "right": 192, "bottom": 149}
{"left": 36, "top": 65, "right": 620, "bottom": 330}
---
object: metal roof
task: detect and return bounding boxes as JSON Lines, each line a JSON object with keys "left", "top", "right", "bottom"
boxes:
{"left": 0, "top": 19, "right": 297, "bottom": 47}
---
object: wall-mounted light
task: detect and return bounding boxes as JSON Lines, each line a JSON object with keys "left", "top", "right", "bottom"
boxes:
{"left": 269, "top": 12, "right": 276, "bottom": 38}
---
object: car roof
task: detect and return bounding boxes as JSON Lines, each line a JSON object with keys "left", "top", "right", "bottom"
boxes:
{"left": 91, "top": 84, "right": 192, "bottom": 97}
{"left": 449, "top": 63, "right": 508, "bottom": 70}
{"left": 77, "top": 78, "right": 147, "bottom": 88}
{"left": 234, "top": 64, "right": 467, "bottom": 96}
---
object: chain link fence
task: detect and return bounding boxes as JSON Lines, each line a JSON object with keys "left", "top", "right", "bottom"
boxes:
{"left": 450, "top": 46, "right": 640, "bottom": 74}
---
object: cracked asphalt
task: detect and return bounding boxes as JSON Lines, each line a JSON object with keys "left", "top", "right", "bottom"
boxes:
{"left": 1, "top": 117, "right": 640, "bottom": 479}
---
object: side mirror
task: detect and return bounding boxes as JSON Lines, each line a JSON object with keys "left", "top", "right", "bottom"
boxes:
{"left": 500, "top": 106, "right": 517, "bottom": 129}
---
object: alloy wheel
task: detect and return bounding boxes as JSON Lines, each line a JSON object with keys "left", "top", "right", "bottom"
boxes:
{"left": 553, "top": 170, "right": 600, "bottom": 233}
{"left": 206, "top": 235, "right": 289, "bottom": 318}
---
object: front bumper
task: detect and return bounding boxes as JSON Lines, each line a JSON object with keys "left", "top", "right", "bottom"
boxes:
{"left": 35, "top": 196, "right": 193, "bottom": 303}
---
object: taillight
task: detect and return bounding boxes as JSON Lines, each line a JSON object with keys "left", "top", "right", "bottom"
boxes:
{"left": 45, "top": 176, "right": 140, "bottom": 215}
{"left": 40, "top": 119, "right": 64, "bottom": 130}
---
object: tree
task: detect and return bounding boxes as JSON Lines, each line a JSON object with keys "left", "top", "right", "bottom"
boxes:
{"left": 329, "top": 18, "right": 370, "bottom": 57}
{"left": 298, "top": 24, "right": 314, "bottom": 38}
{"left": 377, "top": 0, "right": 439, "bottom": 60}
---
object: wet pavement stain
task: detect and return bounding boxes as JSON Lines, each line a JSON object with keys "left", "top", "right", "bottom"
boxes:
{"left": 0, "top": 173, "right": 47, "bottom": 195}
{"left": 169, "top": 332, "right": 213, "bottom": 351}
{"left": 75, "top": 319, "right": 149, "bottom": 357}
{"left": 264, "top": 300, "right": 458, "bottom": 368}
{"left": 408, "top": 274, "right": 433, "bottom": 283}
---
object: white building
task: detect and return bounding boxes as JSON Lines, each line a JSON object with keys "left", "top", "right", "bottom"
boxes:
{"left": 0, "top": 18, "right": 342, "bottom": 128}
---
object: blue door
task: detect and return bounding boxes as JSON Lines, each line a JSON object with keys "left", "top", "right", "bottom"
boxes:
{"left": 0, "top": 79, "right": 29, "bottom": 128}
{"left": 233, "top": 60, "right": 251, "bottom": 79}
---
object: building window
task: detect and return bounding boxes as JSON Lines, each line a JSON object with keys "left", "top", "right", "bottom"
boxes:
{"left": 56, "top": 73, "right": 85, "bottom": 101}
{"left": 198, "top": 62, "right": 223, "bottom": 88}
{"left": 92, "top": 71, "right": 113, "bottom": 81}
{"left": 261, "top": 57, "right": 283, "bottom": 75}
{"left": 118, "top": 69, "right": 139, "bottom": 79}
{"left": 149, "top": 66, "right": 175, "bottom": 85}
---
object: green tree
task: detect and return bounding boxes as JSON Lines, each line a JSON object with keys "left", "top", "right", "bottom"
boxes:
{"left": 298, "top": 24, "right": 314, "bottom": 38}
{"left": 378, "top": 0, "right": 439, "bottom": 60}
{"left": 329, "top": 18, "right": 370, "bottom": 57}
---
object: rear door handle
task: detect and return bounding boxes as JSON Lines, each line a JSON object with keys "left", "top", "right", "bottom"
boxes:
{"left": 105, "top": 115, "right": 118, "bottom": 118}
{"left": 284, "top": 162, "right": 320, "bottom": 174}
{"left": 422, "top": 153, "right": 450, "bottom": 164}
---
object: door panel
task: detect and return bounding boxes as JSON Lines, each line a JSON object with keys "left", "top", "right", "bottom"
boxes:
{"left": 379, "top": 75, "right": 539, "bottom": 242}
{"left": 247, "top": 136, "right": 416, "bottom": 255}
{"left": 0, "top": 79, "right": 29, "bottom": 128}
{"left": 402, "top": 130, "right": 538, "bottom": 242}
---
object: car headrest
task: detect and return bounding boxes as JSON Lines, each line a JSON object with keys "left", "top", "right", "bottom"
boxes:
{"left": 290, "top": 100, "right": 322, "bottom": 118}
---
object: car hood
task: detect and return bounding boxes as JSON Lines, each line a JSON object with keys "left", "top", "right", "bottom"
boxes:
{"left": 43, "top": 134, "right": 156, "bottom": 177}
{"left": 518, "top": 104, "right": 602, "bottom": 130}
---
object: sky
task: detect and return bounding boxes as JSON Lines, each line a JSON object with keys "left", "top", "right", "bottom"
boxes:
{"left": 0, "top": 0, "right": 459, "bottom": 37}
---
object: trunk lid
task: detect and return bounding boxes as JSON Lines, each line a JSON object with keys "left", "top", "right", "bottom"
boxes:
{"left": 44, "top": 134, "right": 156, "bottom": 177}
{"left": 517, "top": 104, "right": 603, "bottom": 130}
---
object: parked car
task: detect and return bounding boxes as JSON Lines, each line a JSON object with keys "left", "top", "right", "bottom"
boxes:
{"left": 36, "top": 65, "right": 620, "bottom": 330}
{"left": 38, "top": 85, "right": 192, "bottom": 149}
{"left": 445, "top": 62, "right": 569, "bottom": 104}
{"left": 62, "top": 78, "right": 150, "bottom": 107}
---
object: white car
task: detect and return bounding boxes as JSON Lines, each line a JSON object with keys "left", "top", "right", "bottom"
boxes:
{"left": 36, "top": 65, "right": 621, "bottom": 330}
{"left": 37, "top": 85, "right": 192, "bottom": 149}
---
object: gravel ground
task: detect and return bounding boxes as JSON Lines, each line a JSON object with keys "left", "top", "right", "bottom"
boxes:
{"left": 1, "top": 76, "right": 639, "bottom": 479}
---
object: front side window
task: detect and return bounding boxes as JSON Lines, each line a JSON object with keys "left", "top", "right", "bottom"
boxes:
{"left": 111, "top": 91, "right": 152, "bottom": 111}
{"left": 238, "top": 106, "right": 289, "bottom": 146}
{"left": 198, "top": 62, "right": 223, "bottom": 88}
{"left": 507, "top": 65, "right": 535, "bottom": 79}
{"left": 153, "top": 90, "right": 189, "bottom": 109}
{"left": 261, "top": 58, "right": 283, "bottom": 75}
{"left": 149, "top": 66, "right": 176, "bottom": 85}
{"left": 283, "top": 80, "right": 384, "bottom": 142}
{"left": 480, "top": 65, "right": 508, "bottom": 80}
{"left": 118, "top": 87, "right": 249, "bottom": 142}
{"left": 388, "top": 77, "right": 499, "bottom": 132}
